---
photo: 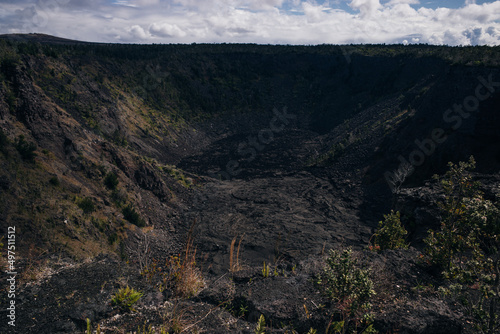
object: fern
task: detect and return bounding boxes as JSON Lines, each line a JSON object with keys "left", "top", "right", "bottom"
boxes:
{"left": 255, "top": 314, "right": 266, "bottom": 334}
{"left": 111, "top": 286, "right": 143, "bottom": 312}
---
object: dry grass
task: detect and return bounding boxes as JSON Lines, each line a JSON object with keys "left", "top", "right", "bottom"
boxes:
{"left": 162, "top": 299, "right": 222, "bottom": 334}
{"left": 138, "top": 223, "right": 205, "bottom": 298}
{"left": 173, "top": 220, "right": 205, "bottom": 298}
{"left": 164, "top": 303, "right": 190, "bottom": 334}
{"left": 19, "top": 260, "right": 53, "bottom": 285}
{"left": 229, "top": 234, "right": 244, "bottom": 273}
{"left": 17, "top": 245, "right": 52, "bottom": 285}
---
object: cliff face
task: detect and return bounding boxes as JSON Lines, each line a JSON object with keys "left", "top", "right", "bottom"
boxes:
{"left": 0, "top": 36, "right": 499, "bottom": 333}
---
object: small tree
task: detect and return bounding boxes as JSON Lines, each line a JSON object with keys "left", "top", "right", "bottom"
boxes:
{"left": 0, "top": 129, "right": 8, "bottom": 156}
{"left": 424, "top": 156, "right": 481, "bottom": 270}
{"left": 424, "top": 156, "right": 500, "bottom": 333}
{"left": 370, "top": 210, "right": 408, "bottom": 251}
{"left": 122, "top": 204, "right": 144, "bottom": 227}
{"left": 15, "top": 135, "right": 36, "bottom": 162}
{"left": 78, "top": 197, "right": 95, "bottom": 214}
{"left": 317, "top": 248, "right": 376, "bottom": 334}
{"left": 104, "top": 171, "right": 119, "bottom": 190}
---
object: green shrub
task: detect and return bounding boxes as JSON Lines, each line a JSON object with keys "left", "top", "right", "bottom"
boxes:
{"left": 111, "top": 188, "right": 128, "bottom": 205}
{"left": 370, "top": 211, "right": 408, "bottom": 251}
{"left": 122, "top": 204, "right": 144, "bottom": 227}
{"left": 424, "top": 156, "right": 500, "bottom": 333}
{"left": 104, "top": 171, "right": 119, "bottom": 190}
{"left": 15, "top": 135, "right": 36, "bottom": 162}
{"left": 5, "top": 90, "right": 16, "bottom": 113}
{"left": 424, "top": 156, "right": 481, "bottom": 270}
{"left": 0, "top": 56, "right": 20, "bottom": 81}
{"left": 163, "top": 165, "right": 192, "bottom": 188}
{"left": 0, "top": 129, "right": 8, "bottom": 155}
{"left": 78, "top": 197, "right": 95, "bottom": 214}
{"left": 317, "top": 248, "right": 375, "bottom": 334}
{"left": 111, "top": 130, "right": 128, "bottom": 147}
{"left": 49, "top": 176, "right": 60, "bottom": 187}
{"left": 108, "top": 232, "right": 118, "bottom": 245}
{"left": 111, "top": 286, "right": 143, "bottom": 312}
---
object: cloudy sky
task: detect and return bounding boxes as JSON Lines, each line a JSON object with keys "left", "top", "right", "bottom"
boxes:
{"left": 0, "top": 0, "right": 499, "bottom": 45}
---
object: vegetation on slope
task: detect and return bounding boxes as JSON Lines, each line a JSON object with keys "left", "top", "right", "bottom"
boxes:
{"left": 0, "top": 36, "right": 499, "bottom": 333}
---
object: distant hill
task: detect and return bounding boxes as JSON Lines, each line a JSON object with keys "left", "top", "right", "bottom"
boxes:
{"left": 0, "top": 33, "right": 96, "bottom": 45}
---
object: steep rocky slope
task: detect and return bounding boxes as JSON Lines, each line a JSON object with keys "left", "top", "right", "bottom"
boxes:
{"left": 0, "top": 35, "right": 499, "bottom": 333}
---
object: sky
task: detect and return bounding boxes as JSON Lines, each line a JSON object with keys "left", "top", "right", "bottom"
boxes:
{"left": 0, "top": 0, "right": 499, "bottom": 45}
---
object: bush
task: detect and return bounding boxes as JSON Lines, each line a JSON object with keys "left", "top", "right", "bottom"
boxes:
{"left": 108, "top": 232, "right": 118, "bottom": 245}
{"left": 0, "top": 56, "right": 20, "bottom": 81}
{"left": 424, "top": 156, "right": 481, "bottom": 270}
{"left": 15, "top": 135, "right": 36, "bottom": 162}
{"left": 111, "top": 286, "right": 143, "bottom": 312}
{"left": 370, "top": 210, "right": 408, "bottom": 251}
{"left": 0, "top": 129, "right": 8, "bottom": 155}
{"left": 424, "top": 156, "right": 500, "bottom": 333}
{"left": 49, "top": 176, "right": 60, "bottom": 187}
{"left": 317, "top": 248, "right": 375, "bottom": 334}
{"left": 122, "top": 204, "right": 144, "bottom": 227}
{"left": 144, "top": 252, "right": 204, "bottom": 298}
{"left": 142, "top": 223, "right": 204, "bottom": 298}
{"left": 111, "top": 188, "right": 128, "bottom": 205}
{"left": 104, "top": 171, "right": 119, "bottom": 190}
{"left": 78, "top": 197, "right": 95, "bottom": 214}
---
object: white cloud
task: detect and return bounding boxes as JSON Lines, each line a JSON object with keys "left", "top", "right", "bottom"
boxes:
{"left": 243, "top": 0, "right": 286, "bottom": 10}
{"left": 349, "top": 0, "right": 381, "bottom": 18}
{"left": 0, "top": 0, "right": 499, "bottom": 46}
{"left": 451, "top": 2, "right": 500, "bottom": 24}
{"left": 302, "top": 2, "right": 328, "bottom": 23}
{"left": 129, "top": 24, "right": 149, "bottom": 39}
{"left": 137, "top": 0, "right": 161, "bottom": 6}
{"left": 113, "top": 1, "right": 137, "bottom": 7}
{"left": 385, "top": 0, "right": 419, "bottom": 6}
{"left": 149, "top": 22, "right": 187, "bottom": 38}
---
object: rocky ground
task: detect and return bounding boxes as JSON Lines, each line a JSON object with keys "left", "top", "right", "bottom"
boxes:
{"left": 0, "top": 125, "right": 484, "bottom": 334}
